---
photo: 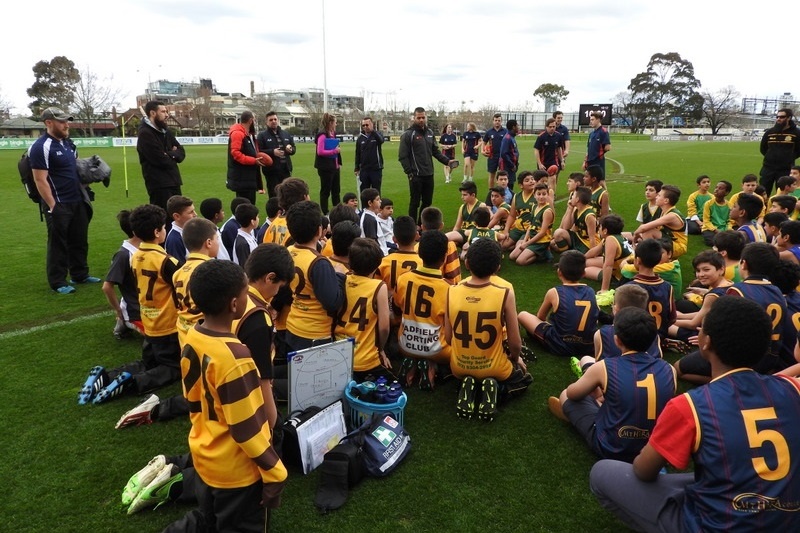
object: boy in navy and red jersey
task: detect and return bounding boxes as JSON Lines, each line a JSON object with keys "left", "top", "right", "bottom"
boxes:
{"left": 629, "top": 239, "right": 675, "bottom": 343}
{"left": 498, "top": 119, "right": 520, "bottom": 186}
{"left": 731, "top": 192, "right": 767, "bottom": 243}
{"left": 584, "top": 111, "right": 611, "bottom": 174}
{"left": 518, "top": 250, "right": 598, "bottom": 357}
{"left": 550, "top": 307, "right": 676, "bottom": 463}
{"left": 591, "top": 296, "right": 800, "bottom": 533}
{"left": 482, "top": 113, "right": 507, "bottom": 190}
{"left": 534, "top": 117, "right": 565, "bottom": 193}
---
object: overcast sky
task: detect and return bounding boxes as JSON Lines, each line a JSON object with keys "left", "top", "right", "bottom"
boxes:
{"left": 1, "top": 0, "right": 796, "bottom": 117}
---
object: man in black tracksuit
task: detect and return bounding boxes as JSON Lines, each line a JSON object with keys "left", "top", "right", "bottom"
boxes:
{"left": 399, "top": 107, "right": 454, "bottom": 223}
{"left": 355, "top": 117, "right": 384, "bottom": 193}
{"left": 257, "top": 111, "right": 296, "bottom": 198}
{"left": 759, "top": 108, "right": 800, "bottom": 195}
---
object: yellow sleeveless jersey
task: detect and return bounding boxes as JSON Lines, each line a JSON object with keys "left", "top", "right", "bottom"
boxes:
{"left": 262, "top": 215, "right": 292, "bottom": 246}
{"left": 458, "top": 201, "right": 486, "bottom": 231}
{"left": 173, "top": 253, "right": 212, "bottom": 347}
{"left": 335, "top": 274, "right": 385, "bottom": 372}
{"left": 448, "top": 281, "right": 511, "bottom": 380}
{"left": 181, "top": 325, "right": 286, "bottom": 488}
{"left": 393, "top": 266, "right": 452, "bottom": 363}
{"left": 286, "top": 244, "right": 335, "bottom": 340}
{"left": 378, "top": 250, "right": 422, "bottom": 293}
{"left": 132, "top": 242, "right": 179, "bottom": 337}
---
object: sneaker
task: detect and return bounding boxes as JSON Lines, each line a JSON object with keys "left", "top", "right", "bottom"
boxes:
{"left": 55, "top": 285, "right": 76, "bottom": 294}
{"left": 127, "top": 463, "right": 182, "bottom": 514}
{"left": 113, "top": 318, "right": 129, "bottom": 340}
{"left": 418, "top": 360, "right": 433, "bottom": 391}
{"left": 548, "top": 396, "right": 568, "bottom": 421}
{"left": 569, "top": 357, "right": 583, "bottom": 379}
{"left": 477, "top": 378, "right": 499, "bottom": 422}
{"left": 93, "top": 371, "right": 133, "bottom": 404}
{"left": 520, "top": 341, "right": 536, "bottom": 362}
{"left": 399, "top": 357, "right": 416, "bottom": 387}
{"left": 115, "top": 394, "right": 159, "bottom": 429}
{"left": 662, "top": 337, "right": 692, "bottom": 355}
{"left": 77, "top": 366, "right": 107, "bottom": 405}
{"left": 71, "top": 276, "right": 102, "bottom": 284}
{"left": 445, "top": 177, "right": 451, "bottom": 184}
{"left": 122, "top": 455, "right": 166, "bottom": 506}
{"left": 456, "top": 376, "right": 476, "bottom": 419}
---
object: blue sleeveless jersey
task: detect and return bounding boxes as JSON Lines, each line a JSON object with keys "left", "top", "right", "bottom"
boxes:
{"left": 683, "top": 370, "right": 800, "bottom": 532}
{"left": 594, "top": 352, "right": 675, "bottom": 462}
{"left": 597, "top": 324, "right": 661, "bottom": 360}
{"left": 549, "top": 284, "right": 598, "bottom": 353}
{"left": 630, "top": 276, "right": 674, "bottom": 338}
{"left": 727, "top": 279, "right": 786, "bottom": 367}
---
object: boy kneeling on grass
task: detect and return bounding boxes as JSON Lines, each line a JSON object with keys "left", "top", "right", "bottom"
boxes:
{"left": 445, "top": 239, "right": 532, "bottom": 421}
{"left": 166, "top": 260, "right": 286, "bottom": 531}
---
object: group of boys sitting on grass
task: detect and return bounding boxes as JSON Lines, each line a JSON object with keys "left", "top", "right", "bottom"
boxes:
{"left": 83, "top": 163, "right": 800, "bottom": 528}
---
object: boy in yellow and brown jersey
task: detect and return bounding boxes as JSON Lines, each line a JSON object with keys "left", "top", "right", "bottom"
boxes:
{"left": 169, "top": 260, "right": 285, "bottom": 530}
{"left": 173, "top": 218, "right": 220, "bottom": 347}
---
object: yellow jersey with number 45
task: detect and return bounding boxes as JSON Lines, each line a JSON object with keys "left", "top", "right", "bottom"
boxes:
{"left": 448, "top": 281, "right": 511, "bottom": 381}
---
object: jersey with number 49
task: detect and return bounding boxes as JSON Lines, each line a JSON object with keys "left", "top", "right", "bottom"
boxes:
{"left": 448, "top": 281, "right": 511, "bottom": 380}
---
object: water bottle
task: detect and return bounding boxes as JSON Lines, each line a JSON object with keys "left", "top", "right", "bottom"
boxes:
{"left": 359, "top": 381, "right": 376, "bottom": 402}
{"left": 374, "top": 383, "right": 388, "bottom": 404}
{"left": 376, "top": 375, "right": 388, "bottom": 389}
{"left": 386, "top": 380, "right": 402, "bottom": 404}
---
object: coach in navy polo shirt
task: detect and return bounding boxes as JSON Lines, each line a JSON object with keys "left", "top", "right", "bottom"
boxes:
{"left": 30, "top": 107, "right": 100, "bottom": 294}
{"left": 584, "top": 111, "right": 611, "bottom": 174}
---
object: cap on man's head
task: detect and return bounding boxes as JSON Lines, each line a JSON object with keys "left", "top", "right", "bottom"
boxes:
{"left": 41, "top": 107, "right": 73, "bottom": 122}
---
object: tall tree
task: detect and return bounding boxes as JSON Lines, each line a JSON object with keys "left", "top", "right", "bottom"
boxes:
{"left": 627, "top": 52, "right": 702, "bottom": 134}
{"left": 613, "top": 91, "right": 651, "bottom": 134}
{"left": 533, "top": 83, "right": 569, "bottom": 111}
{"left": 249, "top": 93, "right": 274, "bottom": 129}
{"left": 0, "top": 86, "right": 10, "bottom": 121}
{"left": 72, "top": 67, "right": 123, "bottom": 136}
{"left": 701, "top": 86, "right": 741, "bottom": 134}
{"left": 27, "top": 56, "right": 80, "bottom": 116}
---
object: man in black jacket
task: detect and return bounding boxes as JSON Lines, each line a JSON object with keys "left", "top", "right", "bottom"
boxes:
{"left": 137, "top": 101, "right": 185, "bottom": 212}
{"left": 399, "top": 107, "right": 456, "bottom": 222}
{"left": 256, "top": 111, "right": 296, "bottom": 198}
{"left": 759, "top": 108, "right": 800, "bottom": 195}
{"left": 355, "top": 117, "right": 384, "bottom": 193}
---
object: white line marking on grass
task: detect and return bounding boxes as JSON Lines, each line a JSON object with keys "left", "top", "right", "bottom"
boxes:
{"left": 0, "top": 311, "right": 111, "bottom": 340}
{"left": 608, "top": 158, "right": 624, "bottom": 174}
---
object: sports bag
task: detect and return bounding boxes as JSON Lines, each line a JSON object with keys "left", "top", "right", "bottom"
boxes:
{"left": 314, "top": 440, "right": 364, "bottom": 513}
{"left": 280, "top": 405, "right": 321, "bottom": 471}
{"left": 348, "top": 413, "right": 411, "bottom": 477}
{"left": 18, "top": 152, "right": 40, "bottom": 203}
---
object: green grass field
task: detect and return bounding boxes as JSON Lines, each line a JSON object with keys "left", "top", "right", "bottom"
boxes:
{"left": 0, "top": 137, "right": 765, "bottom": 532}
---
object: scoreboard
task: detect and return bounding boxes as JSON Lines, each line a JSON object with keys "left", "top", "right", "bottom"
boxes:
{"left": 578, "top": 104, "right": 612, "bottom": 126}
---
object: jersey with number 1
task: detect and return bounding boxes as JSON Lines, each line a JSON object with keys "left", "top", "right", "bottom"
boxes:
{"left": 594, "top": 352, "right": 676, "bottom": 462}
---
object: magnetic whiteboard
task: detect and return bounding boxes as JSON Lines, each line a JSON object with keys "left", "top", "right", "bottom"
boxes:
{"left": 288, "top": 338, "right": 354, "bottom": 412}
